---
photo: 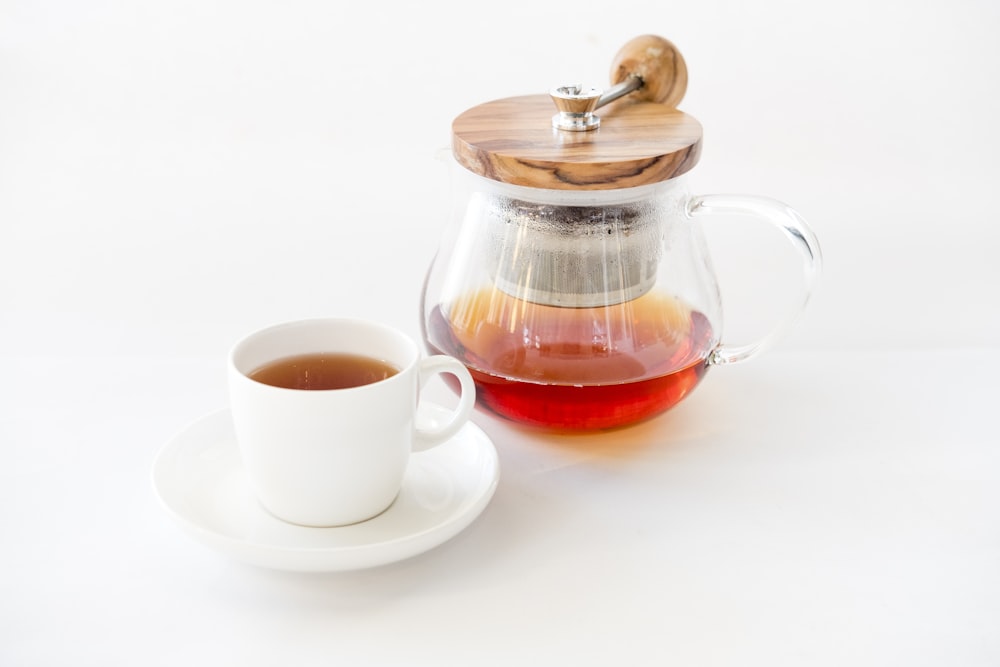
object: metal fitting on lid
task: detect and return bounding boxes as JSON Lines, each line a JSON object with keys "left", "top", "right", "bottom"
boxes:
{"left": 550, "top": 75, "right": 644, "bottom": 131}
{"left": 550, "top": 85, "right": 603, "bottom": 131}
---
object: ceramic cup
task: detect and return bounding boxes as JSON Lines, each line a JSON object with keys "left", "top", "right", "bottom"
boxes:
{"left": 228, "top": 317, "right": 476, "bottom": 527}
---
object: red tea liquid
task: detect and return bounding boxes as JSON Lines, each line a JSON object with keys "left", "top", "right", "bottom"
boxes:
{"left": 424, "top": 288, "right": 716, "bottom": 430}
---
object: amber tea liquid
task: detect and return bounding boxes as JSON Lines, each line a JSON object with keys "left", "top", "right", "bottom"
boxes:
{"left": 249, "top": 353, "right": 399, "bottom": 390}
{"left": 425, "top": 288, "right": 716, "bottom": 430}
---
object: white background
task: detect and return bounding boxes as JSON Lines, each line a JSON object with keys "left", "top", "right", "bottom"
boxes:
{"left": 2, "top": 1, "right": 998, "bottom": 665}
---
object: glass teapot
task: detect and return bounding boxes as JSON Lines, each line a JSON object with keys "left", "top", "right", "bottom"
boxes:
{"left": 420, "top": 35, "right": 821, "bottom": 431}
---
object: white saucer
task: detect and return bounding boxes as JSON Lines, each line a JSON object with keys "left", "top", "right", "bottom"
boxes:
{"left": 152, "top": 404, "right": 500, "bottom": 572}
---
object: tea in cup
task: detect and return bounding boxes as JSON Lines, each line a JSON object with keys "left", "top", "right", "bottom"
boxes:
{"left": 228, "top": 317, "right": 476, "bottom": 527}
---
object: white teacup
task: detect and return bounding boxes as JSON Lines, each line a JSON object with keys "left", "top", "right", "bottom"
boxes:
{"left": 228, "top": 317, "right": 476, "bottom": 527}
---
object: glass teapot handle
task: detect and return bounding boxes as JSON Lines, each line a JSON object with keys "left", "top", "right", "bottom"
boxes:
{"left": 687, "top": 194, "right": 823, "bottom": 366}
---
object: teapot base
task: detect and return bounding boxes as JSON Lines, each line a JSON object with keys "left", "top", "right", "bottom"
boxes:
{"left": 423, "top": 301, "right": 714, "bottom": 431}
{"left": 459, "top": 360, "right": 710, "bottom": 431}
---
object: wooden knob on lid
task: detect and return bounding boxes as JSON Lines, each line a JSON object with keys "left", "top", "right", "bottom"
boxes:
{"left": 609, "top": 34, "right": 688, "bottom": 108}
{"left": 451, "top": 34, "right": 702, "bottom": 191}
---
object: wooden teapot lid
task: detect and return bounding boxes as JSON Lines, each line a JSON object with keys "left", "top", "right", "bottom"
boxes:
{"left": 451, "top": 35, "right": 703, "bottom": 191}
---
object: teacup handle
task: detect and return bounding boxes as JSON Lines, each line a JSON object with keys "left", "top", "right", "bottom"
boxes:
{"left": 412, "top": 355, "right": 477, "bottom": 452}
{"left": 687, "top": 194, "right": 823, "bottom": 366}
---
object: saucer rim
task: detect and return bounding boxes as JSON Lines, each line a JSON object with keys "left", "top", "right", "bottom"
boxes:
{"left": 152, "top": 405, "right": 500, "bottom": 572}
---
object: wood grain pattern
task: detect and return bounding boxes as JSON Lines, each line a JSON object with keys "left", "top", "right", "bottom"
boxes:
{"left": 451, "top": 94, "right": 702, "bottom": 190}
{"left": 609, "top": 34, "right": 688, "bottom": 108}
